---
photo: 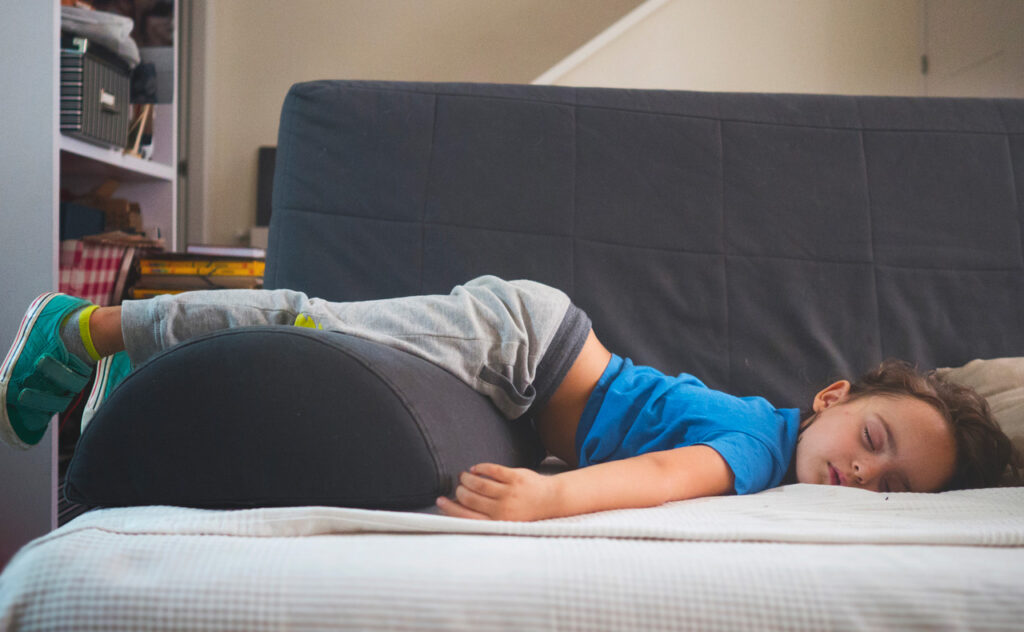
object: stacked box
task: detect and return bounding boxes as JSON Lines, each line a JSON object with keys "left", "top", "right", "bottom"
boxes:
{"left": 60, "top": 35, "right": 131, "bottom": 149}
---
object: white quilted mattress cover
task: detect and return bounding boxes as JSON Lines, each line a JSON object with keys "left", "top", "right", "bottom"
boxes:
{"left": 2, "top": 484, "right": 1023, "bottom": 630}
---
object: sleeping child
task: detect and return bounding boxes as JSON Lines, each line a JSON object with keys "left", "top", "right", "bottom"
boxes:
{"left": 2, "top": 276, "right": 1019, "bottom": 521}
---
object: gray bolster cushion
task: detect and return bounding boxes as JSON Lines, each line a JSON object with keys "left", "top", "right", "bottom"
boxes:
{"left": 65, "top": 327, "right": 545, "bottom": 509}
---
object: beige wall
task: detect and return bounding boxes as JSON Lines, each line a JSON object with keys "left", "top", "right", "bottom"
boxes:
{"left": 925, "top": 0, "right": 1024, "bottom": 98}
{"left": 538, "top": 0, "right": 1024, "bottom": 97}
{"left": 190, "top": 0, "right": 1023, "bottom": 245}
{"left": 188, "top": 0, "right": 643, "bottom": 246}
{"left": 539, "top": 0, "right": 925, "bottom": 95}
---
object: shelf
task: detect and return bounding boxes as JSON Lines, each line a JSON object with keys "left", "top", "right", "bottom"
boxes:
{"left": 60, "top": 134, "right": 175, "bottom": 182}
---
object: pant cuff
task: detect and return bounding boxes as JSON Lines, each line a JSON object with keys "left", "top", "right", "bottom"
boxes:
{"left": 528, "top": 303, "right": 592, "bottom": 418}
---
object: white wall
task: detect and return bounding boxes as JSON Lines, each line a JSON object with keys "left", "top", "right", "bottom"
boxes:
{"left": 186, "top": 0, "right": 643, "bottom": 246}
{"left": 537, "top": 0, "right": 925, "bottom": 95}
{"left": 0, "top": 1, "right": 58, "bottom": 569}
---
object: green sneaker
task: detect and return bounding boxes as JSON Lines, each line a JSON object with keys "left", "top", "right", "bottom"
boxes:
{"left": 1, "top": 293, "right": 94, "bottom": 449}
{"left": 81, "top": 351, "right": 132, "bottom": 431}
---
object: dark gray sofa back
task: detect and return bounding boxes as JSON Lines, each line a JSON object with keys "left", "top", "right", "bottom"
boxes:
{"left": 267, "top": 81, "right": 1024, "bottom": 409}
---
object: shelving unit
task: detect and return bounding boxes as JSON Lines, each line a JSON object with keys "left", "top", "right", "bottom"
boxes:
{"left": 0, "top": 0, "right": 180, "bottom": 565}
{"left": 59, "top": 51, "right": 179, "bottom": 247}
{"left": 60, "top": 135, "right": 176, "bottom": 181}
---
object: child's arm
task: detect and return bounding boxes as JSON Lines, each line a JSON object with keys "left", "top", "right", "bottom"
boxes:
{"left": 435, "top": 445, "right": 735, "bottom": 521}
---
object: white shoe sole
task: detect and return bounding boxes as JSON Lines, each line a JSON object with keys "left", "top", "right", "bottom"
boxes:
{"left": 82, "top": 354, "right": 117, "bottom": 431}
{"left": 0, "top": 292, "right": 60, "bottom": 450}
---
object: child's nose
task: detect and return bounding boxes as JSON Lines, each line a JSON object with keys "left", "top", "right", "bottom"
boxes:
{"left": 852, "top": 459, "right": 879, "bottom": 489}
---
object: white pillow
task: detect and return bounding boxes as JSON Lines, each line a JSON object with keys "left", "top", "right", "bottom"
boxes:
{"left": 936, "top": 357, "right": 1024, "bottom": 484}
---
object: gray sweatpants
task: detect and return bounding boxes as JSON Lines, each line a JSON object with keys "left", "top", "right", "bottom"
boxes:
{"left": 120, "top": 276, "right": 592, "bottom": 420}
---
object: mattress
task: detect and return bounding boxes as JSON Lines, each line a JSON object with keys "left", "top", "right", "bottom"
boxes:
{"left": 2, "top": 484, "right": 1023, "bottom": 630}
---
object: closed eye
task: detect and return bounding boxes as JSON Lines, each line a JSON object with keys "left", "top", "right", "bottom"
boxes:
{"left": 863, "top": 426, "right": 875, "bottom": 451}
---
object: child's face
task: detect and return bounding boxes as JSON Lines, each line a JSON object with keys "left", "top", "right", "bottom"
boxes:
{"left": 793, "top": 381, "right": 956, "bottom": 493}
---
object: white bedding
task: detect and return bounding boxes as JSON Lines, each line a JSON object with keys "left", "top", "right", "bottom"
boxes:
{"left": 3, "top": 484, "right": 1023, "bottom": 630}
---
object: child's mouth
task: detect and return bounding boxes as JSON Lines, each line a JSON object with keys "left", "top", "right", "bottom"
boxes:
{"left": 828, "top": 463, "right": 842, "bottom": 486}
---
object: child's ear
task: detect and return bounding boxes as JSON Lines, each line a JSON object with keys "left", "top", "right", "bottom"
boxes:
{"left": 812, "top": 380, "right": 851, "bottom": 412}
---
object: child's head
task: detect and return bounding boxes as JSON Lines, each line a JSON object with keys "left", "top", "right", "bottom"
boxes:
{"left": 792, "top": 359, "right": 1021, "bottom": 493}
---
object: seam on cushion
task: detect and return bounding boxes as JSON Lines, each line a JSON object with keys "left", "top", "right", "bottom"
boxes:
{"left": 293, "top": 329, "right": 451, "bottom": 493}
{"left": 272, "top": 207, "right": 575, "bottom": 238}
{"left": 272, "top": 204, "right": 1024, "bottom": 268}
{"left": 272, "top": 207, "right": 711, "bottom": 251}
{"left": 310, "top": 83, "right": 1013, "bottom": 135}
{"left": 717, "top": 255, "right": 1021, "bottom": 274}
{"left": 854, "top": 99, "right": 884, "bottom": 364}
{"left": 873, "top": 262, "right": 1024, "bottom": 273}
{"left": 306, "top": 330, "right": 450, "bottom": 493}
{"left": 269, "top": 206, "right": 716, "bottom": 253}
{"left": 712, "top": 122, "right": 1012, "bottom": 135}
{"left": 573, "top": 236, "right": 1010, "bottom": 270}
{"left": 580, "top": 236, "right": 1024, "bottom": 271}
{"left": 994, "top": 106, "right": 1024, "bottom": 270}
{"left": 571, "top": 90, "right": 578, "bottom": 297}
{"left": 419, "top": 94, "right": 439, "bottom": 294}
{"left": 274, "top": 207, "right": 579, "bottom": 249}
{"left": 719, "top": 118, "right": 731, "bottom": 392}
{"left": 1014, "top": 138, "right": 1024, "bottom": 270}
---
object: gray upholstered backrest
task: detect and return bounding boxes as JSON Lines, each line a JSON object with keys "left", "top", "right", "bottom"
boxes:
{"left": 267, "top": 81, "right": 1024, "bottom": 409}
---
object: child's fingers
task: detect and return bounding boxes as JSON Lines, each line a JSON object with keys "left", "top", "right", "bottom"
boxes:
{"left": 435, "top": 496, "right": 490, "bottom": 520}
{"left": 469, "top": 462, "right": 514, "bottom": 482}
{"left": 454, "top": 483, "right": 498, "bottom": 516}
{"left": 459, "top": 471, "right": 505, "bottom": 498}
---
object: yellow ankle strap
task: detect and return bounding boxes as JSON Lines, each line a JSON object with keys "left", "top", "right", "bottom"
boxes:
{"left": 78, "top": 305, "right": 102, "bottom": 362}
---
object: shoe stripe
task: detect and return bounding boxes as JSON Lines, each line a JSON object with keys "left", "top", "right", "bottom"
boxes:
{"left": 0, "top": 293, "right": 57, "bottom": 380}
{"left": 85, "top": 356, "right": 111, "bottom": 411}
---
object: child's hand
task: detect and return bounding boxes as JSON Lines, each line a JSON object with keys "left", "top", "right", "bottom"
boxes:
{"left": 436, "top": 463, "right": 558, "bottom": 521}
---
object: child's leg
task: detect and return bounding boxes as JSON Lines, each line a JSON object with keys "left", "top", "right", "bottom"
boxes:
{"left": 121, "top": 276, "right": 592, "bottom": 420}
{"left": 88, "top": 305, "right": 125, "bottom": 357}
{"left": 119, "top": 287, "right": 315, "bottom": 363}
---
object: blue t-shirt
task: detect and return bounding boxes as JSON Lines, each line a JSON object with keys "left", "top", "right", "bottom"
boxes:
{"left": 575, "top": 355, "right": 800, "bottom": 495}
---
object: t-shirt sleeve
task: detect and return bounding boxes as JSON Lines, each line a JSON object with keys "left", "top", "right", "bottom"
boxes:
{"left": 697, "top": 433, "right": 777, "bottom": 495}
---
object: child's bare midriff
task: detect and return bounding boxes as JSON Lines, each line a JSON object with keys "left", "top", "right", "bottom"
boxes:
{"left": 535, "top": 330, "right": 612, "bottom": 468}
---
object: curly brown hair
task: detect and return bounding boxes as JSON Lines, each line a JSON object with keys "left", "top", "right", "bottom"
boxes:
{"left": 845, "top": 359, "right": 1022, "bottom": 491}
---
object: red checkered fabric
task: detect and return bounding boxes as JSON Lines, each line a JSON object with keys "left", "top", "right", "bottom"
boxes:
{"left": 59, "top": 240, "right": 129, "bottom": 306}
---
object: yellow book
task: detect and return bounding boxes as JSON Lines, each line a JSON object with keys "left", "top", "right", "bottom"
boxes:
{"left": 138, "top": 258, "right": 265, "bottom": 277}
{"left": 135, "top": 274, "right": 263, "bottom": 290}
